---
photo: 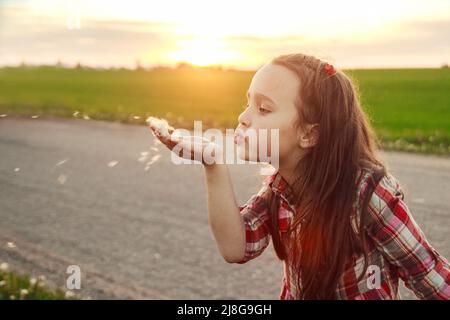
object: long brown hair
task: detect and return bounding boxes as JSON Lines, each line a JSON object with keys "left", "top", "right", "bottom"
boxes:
{"left": 268, "top": 53, "right": 387, "bottom": 299}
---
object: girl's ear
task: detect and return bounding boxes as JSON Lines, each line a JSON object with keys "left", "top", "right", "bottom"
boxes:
{"left": 297, "top": 123, "right": 319, "bottom": 149}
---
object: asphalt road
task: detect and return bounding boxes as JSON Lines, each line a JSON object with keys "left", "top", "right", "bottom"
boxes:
{"left": 0, "top": 116, "right": 449, "bottom": 299}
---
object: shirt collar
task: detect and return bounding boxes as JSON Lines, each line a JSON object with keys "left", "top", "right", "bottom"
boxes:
{"left": 264, "top": 169, "right": 295, "bottom": 206}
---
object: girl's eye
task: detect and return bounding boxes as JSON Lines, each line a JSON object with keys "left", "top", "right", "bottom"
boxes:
{"left": 258, "top": 106, "right": 270, "bottom": 114}
{"left": 243, "top": 103, "right": 270, "bottom": 114}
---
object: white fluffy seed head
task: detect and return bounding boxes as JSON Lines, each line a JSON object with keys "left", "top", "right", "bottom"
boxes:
{"left": 146, "top": 117, "right": 171, "bottom": 138}
{"left": 20, "top": 289, "right": 29, "bottom": 298}
{"left": 0, "top": 262, "right": 9, "bottom": 272}
{"left": 29, "top": 278, "right": 37, "bottom": 286}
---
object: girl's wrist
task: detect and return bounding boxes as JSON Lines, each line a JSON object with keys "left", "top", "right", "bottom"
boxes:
{"left": 203, "top": 161, "right": 227, "bottom": 172}
{"left": 202, "top": 144, "right": 224, "bottom": 167}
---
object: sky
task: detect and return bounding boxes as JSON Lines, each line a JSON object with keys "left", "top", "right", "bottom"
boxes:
{"left": 1, "top": 0, "right": 450, "bottom": 70}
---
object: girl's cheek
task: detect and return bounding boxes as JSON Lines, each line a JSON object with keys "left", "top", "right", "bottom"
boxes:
{"left": 277, "top": 128, "right": 296, "bottom": 159}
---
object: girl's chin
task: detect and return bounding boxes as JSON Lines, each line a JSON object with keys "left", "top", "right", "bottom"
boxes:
{"left": 236, "top": 146, "right": 260, "bottom": 162}
{"left": 236, "top": 147, "right": 246, "bottom": 160}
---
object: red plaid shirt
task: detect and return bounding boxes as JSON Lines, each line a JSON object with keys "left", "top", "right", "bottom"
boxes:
{"left": 236, "top": 168, "right": 450, "bottom": 299}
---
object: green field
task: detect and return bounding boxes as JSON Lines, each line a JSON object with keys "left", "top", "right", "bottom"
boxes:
{"left": 0, "top": 66, "right": 449, "bottom": 154}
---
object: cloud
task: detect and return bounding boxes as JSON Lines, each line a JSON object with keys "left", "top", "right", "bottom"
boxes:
{"left": 0, "top": 4, "right": 178, "bottom": 67}
{"left": 221, "top": 19, "right": 450, "bottom": 68}
{"left": 0, "top": 3, "right": 449, "bottom": 68}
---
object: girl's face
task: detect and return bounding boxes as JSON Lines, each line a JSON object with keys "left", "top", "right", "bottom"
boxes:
{"left": 235, "top": 63, "right": 312, "bottom": 168}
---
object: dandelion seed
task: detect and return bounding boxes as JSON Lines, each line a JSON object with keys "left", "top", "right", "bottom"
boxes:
{"left": 138, "top": 155, "right": 148, "bottom": 163}
{"left": 133, "top": 115, "right": 140, "bottom": 120}
{"left": 0, "top": 280, "right": 6, "bottom": 287}
{"left": 107, "top": 160, "right": 118, "bottom": 167}
{"left": 0, "top": 114, "right": 7, "bottom": 118}
{"left": 138, "top": 151, "right": 149, "bottom": 162}
{"left": 65, "top": 290, "right": 76, "bottom": 299}
{"left": 31, "top": 115, "right": 39, "bottom": 119}
{"left": 259, "top": 164, "right": 275, "bottom": 176}
{"left": 83, "top": 114, "right": 90, "bottom": 120}
{"left": 6, "top": 242, "right": 16, "bottom": 249}
{"left": 56, "top": 159, "right": 69, "bottom": 166}
{"left": 73, "top": 111, "right": 80, "bottom": 117}
{"left": 57, "top": 174, "right": 67, "bottom": 185}
{"left": 14, "top": 167, "right": 20, "bottom": 172}
{"left": 0, "top": 262, "right": 9, "bottom": 272}
{"left": 146, "top": 154, "right": 161, "bottom": 166}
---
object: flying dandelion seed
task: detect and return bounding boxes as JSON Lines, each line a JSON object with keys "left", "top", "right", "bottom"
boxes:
{"left": 83, "top": 114, "right": 90, "bottom": 120}
{"left": 108, "top": 160, "right": 118, "bottom": 167}
{"left": 146, "top": 154, "right": 161, "bottom": 166}
{"left": 0, "top": 114, "right": 7, "bottom": 118}
{"left": 73, "top": 111, "right": 79, "bottom": 117}
{"left": 412, "top": 198, "right": 426, "bottom": 204}
{"left": 31, "top": 115, "right": 39, "bottom": 119}
{"left": 14, "top": 167, "right": 20, "bottom": 172}
{"left": 138, "top": 155, "right": 148, "bottom": 163}
{"left": 57, "top": 174, "right": 67, "bottom": 185}
{"left": 259, "top": 164, "right": 275, "bottom": 176}
{"left": 56, "top": 159, "right": 69, "bottom": 166}
{"left": 133, "top": 115, "right": 141, "bottom": 120}
{"left": 141, "top": 151, "right": 149, "bottom": 156}
{"left": 138, "top": 154, "right": 150, "bottom": 162}
{"left": 6, "top": 242, "right": 16, "bottom": 249}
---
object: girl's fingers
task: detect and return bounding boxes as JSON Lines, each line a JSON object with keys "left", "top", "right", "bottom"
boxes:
{"left": 173, "top": 138, "right": 211, "bottom": 162}
{"left": 149, "top": 127, "right": 217, "bottom": 163}
{"left": 149, "top": 126, "right": 178, "bottom": 150}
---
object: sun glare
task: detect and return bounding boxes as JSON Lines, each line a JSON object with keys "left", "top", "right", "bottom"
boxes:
{"left": 169, "top": 37, "right": 237, "bottom": 67}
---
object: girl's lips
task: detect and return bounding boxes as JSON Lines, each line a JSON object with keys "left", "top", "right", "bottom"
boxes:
{"left": 233, "top": 132, "right": 244, "bottom": 145}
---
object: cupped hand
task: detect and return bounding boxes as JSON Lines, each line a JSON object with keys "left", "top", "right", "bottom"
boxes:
{"left": 148, "top": 126, "right": 223, "bottom": 166}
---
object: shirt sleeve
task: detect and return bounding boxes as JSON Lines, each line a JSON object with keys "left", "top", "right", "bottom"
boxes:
{"left": 235, "top": 184, "right": 272, "bottom": 264}
{"left": 365, "top": 174, "right": 450, "bottom": 299}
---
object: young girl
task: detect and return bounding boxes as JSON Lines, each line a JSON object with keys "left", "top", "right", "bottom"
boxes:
{"left": 150, "top": 53, "right": 450, "bottom": 300}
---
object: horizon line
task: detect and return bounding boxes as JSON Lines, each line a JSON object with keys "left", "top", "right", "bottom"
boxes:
{"left": 1, "top": 61, "right": 449, "bottom": 72}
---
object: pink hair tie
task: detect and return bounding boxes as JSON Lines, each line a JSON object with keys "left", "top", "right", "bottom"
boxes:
{"left": 324, "top": 63, "right": 337, "bottom": 76}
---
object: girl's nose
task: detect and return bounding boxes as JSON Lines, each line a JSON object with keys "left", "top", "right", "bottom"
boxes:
{"left": 238, "top": 108, "right": 251, "bottom": 128}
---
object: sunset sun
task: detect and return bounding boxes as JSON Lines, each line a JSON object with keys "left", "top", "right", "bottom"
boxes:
{"left": 169, "top": 37, "right": 237, "bottom": 67}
